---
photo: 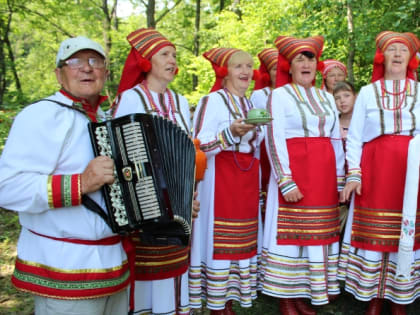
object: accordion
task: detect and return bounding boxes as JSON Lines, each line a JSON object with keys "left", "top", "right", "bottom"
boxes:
{"left": 87, "top": 113, "right": 195, "bottom": 246}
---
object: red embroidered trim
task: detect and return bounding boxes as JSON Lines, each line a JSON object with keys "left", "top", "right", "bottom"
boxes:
{"left": 71, "top": 174, "right": 81, "bottom": 206}
{"left": 51, "top": 175, "right": 63, "bottom": 208}
{"left": 28, "top": 229, "right": 121, "bottom": 245}
{"left": 50, "top": 174, "right": 82, "bottom": 209}
{"left": 12, "top": 259, "right": 129, "bottom": 299}
{"left": 131, "top": 236, "right": 190, "bottom": 280}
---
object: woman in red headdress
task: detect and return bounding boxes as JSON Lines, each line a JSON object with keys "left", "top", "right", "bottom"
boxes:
{"left": 261, "top": 35, "right": 345, "bottom": 315}
{"left": 112, "top": 28, "right": 196, "bottom": 315}
{"left": 321, "top": 59, "right": 347, "bottom": 94}
{"left": 250, "top": 47, "right": 278, "bottom": 108}
{"left": 250, "top": 48, "right": 279, "bottom": 222}
{"left": 339, "top": 31, "right": 420, "bottom": 315}
{"left": 189, "top": 48, "right": 264, "bottom": 314}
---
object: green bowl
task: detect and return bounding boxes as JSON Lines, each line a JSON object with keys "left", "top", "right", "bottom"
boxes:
{"left": 244, "top": 108, "right": 273, "bottom": 125}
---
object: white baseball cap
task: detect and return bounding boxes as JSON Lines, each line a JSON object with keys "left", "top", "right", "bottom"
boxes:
{"left": 56, "top": 36, "right": 106, "bottom": 67}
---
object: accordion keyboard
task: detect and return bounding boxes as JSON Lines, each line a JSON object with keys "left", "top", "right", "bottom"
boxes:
{"left": 122, "top": 122, "right": 161, "bottom": 220}
{"left": 94, "top": 126, "right": 128, "bottom": 226}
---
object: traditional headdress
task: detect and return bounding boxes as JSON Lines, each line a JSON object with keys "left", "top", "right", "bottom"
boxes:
{"left": 117, "top": 28, "right": 175, "bottom": 94}
{"left": 320, "top": 59, "right": 347, "bottom": 90}
{"left": 203, "top": 47, "right": 241, "bottom": 92}
{"left": 253, "top": 48, "right": 278, "bottom": 90}
{"left": 274, "top": 35, "right": 324, "bottom": 87}
{"left": 371, "top": 31, "right": 420, "bottom": 82}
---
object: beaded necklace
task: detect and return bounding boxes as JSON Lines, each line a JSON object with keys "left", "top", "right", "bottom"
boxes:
{"left": 140, "top": 80, "right": 177, "bottom": 123}
{"left": 380, "top": 78, "right": 408, "bottom": 110}
{"left": 223, "top": 88, "right": 257, "bottom": 172}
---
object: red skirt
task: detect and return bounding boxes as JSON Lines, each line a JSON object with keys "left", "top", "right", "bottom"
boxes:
{"left": 277, "top": 137, "right": 340, "bottom": 246}
{"left": 213, "top": 151, "right": 259, "bottom": 260}
{"left": 351, "top": 135, "right": 420, "bottom": 252}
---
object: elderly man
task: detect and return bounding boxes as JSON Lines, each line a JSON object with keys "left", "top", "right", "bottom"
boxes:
{"left": 0, "top": 36, "right": 129, "bottom": 315}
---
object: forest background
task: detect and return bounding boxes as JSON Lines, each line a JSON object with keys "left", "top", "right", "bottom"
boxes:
{"left": 0, "top": 0, "right": 419, "bottom": 147}
{"left": 0, "top": 0, "right": 420, "bottom": 314}
{"left": 0, "top": 0, "right": 419, "bottom": 150}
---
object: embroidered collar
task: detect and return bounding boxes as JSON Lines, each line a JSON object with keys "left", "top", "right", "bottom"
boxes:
{"left": 138, "top": 81, "right": 177, "bottom": 123}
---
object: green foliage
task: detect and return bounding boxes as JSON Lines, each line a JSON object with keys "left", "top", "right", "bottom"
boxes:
{"left": 0, "top": 0, "right": 419, "bottom": 115}
{"left": 0, "top": 108, "right": 18, "bottom": 153}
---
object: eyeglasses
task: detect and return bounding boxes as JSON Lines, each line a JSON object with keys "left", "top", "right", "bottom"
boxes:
{"left": 59, "top": 57, "right": 106, "bottom": 69}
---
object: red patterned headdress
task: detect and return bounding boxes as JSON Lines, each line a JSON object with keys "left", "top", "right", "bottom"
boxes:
{"left": 203, "top": 47, "right": 241, "bottom": 92}
{"left": 117, "top": 28, "right": 175, "bottom": 94}
{"left": 274, "top": 35, "right": 324, "bottom": 87}
{"left": 254, "top": 48, "right": 278, "bottom": 90}
{"left": 320, "top": 59, "right": 347, "bottom": 90}
{"left": 371, "top": 31, "right": 420, "bottom": 82}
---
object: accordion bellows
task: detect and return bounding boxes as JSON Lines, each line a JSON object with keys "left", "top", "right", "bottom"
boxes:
{"left": 88, "top": 114, "right": 195, "bottom": 246}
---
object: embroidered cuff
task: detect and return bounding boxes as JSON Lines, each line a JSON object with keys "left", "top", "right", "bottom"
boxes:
{"left": 278, "top": 176, "right": 296, "bottom": 196}
{"left": 337, "top": 176, "right": 346, "bottom": 191}
{"left": 346, "top": 168, "right": 361, "bottom": 183}
{"left": 218, "top": 127, "right": 240, "bottom": 149}
{"left": 47, "top": 174, "right": 82, "bottom": 209}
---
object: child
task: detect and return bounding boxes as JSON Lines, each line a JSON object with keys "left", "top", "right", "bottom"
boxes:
{"left": 333, "top": 81, "right": 356, "bottom": 143}
{"left": 333, "top": 81, "right": 356, "bottom": 234}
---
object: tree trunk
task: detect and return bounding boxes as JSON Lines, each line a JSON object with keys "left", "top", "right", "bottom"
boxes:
{"left": 0, "top": 2, "right": 22, "bottom": 107}
{"left": 220, "top": 0, "right": 225, "bottom": 11}
{"left": 192, "top": 0, "right": 201, "bottom": 91}
{"left": 0, "top": 25, "right": 6, "bottom": 107}
{"left": 144, "top": 0, "right": 182, "bottom": 29}
{"left": 100, "top": 0, "right": 119, "bottom": 100}
{"left": 101, "top": 0, "right": 118, "bottom": 81}
{"left": 5, "top": 32, "right": 21, "bottom": 93}
{"left": 147, "top": 0, "right": 156, "bottom": 28}
{"left": 346, "top": 0, "right": 355, "bottom": 84}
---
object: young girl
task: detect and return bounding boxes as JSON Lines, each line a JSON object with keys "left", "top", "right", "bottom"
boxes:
{"left": 333, "top": 81, "right": 356, "bottom": 143}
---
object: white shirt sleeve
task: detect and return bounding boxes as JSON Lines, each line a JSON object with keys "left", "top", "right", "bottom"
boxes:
{"left": 193, "top": 93, "right": 240, "bottom": 158}
{"left": 345, "top": 86, "right": 367, "bottom": 182}
{"left": 250, "top": 88, "right": 269, "bottom": 109}
{"left": 266, "top": 88, "right": 297, "bottom": 195}
{"left": 0, "top": 102, "right": 75, "bottom": 213}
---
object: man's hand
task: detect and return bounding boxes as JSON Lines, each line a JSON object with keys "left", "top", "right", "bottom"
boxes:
{"left": 81, "top": 156, "right": 114, "bottom": 194}
{"left": 230, "top": 119, "right": 256, "bottom": 137}
{"left": 283, "top": 187, "right": 304, "bottom": 203}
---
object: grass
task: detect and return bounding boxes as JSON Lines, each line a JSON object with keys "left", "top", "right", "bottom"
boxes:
{"left": 0, "top": 209, "right": 33, "bottom": 315}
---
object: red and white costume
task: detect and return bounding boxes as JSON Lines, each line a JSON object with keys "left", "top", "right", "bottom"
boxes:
{"left": 112, "top": 83, "right": 191, "bottom": 315}
{"left": 338, "top": 79, "right": 420, "bottom": 304}
{"left": 261, "top": 83, "right": 345, "bottom": 305}
{"left": 0, "top": 91, "right": 129, "bottom": 300}
{"left": 189, "top": 88, "right": 264, "bottom": 310}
